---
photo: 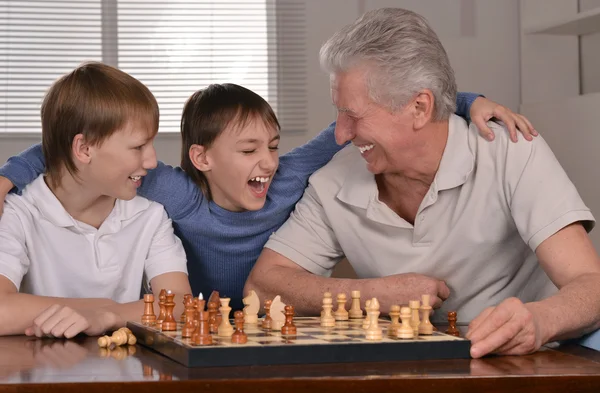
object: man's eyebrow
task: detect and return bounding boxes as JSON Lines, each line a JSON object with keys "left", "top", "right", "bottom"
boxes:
{"left": 336, "top": 106, "right": 357, "bottom": 115}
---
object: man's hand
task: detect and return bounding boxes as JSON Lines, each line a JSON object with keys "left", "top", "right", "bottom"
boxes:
{"left": 25, "top": 304, "right": 118, "bottom": 338}
{"left": 470, "top": 97, "right": 538, "bottom": 143}
{"left": 372, "top": 273, "right": 450, "bottom": 313}
{"left": 0, "top": 176, "right": 13, "bottom": 216}
{"left": 465, "top": 297, "right": 545, "bottom": 358}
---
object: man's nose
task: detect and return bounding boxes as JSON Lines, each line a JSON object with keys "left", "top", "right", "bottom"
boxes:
{"left": 334, "top": 117, "right": 353, "bottom": 145}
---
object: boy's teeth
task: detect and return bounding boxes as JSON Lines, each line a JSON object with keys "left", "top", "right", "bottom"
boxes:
{"left": 250, "top": 177, "right": 270, "bottom": 183}
{"left": 129, "top": 176, "right": 141, "bottom": 181}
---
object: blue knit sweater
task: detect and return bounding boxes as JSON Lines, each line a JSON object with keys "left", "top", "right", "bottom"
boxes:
{"left": 0, "top": 93, "right": 478, "bottom": 310}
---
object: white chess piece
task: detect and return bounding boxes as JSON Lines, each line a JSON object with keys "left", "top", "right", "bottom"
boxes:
{"left": 242, "top": 290, "right": 260, "bottom": 324}
{"left": 270, "top": 295, "right": 286, "bottom": 331}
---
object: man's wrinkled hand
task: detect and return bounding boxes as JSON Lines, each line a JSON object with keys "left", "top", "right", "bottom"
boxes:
{"left": 466, "top": 297, "right": 545, "bottom": 358}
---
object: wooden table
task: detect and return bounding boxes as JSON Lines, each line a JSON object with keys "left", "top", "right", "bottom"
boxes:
{"left": 1, "top": 334, "right": 600, "bottom": 393}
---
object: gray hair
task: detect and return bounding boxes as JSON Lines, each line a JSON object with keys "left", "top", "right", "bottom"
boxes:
{"left": 320, "top": 8, "right": 457, "bottom": 121}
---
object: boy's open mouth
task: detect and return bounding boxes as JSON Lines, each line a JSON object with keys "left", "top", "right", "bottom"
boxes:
{"left": 248, "top": 176, "right": 270, "bottom": 194}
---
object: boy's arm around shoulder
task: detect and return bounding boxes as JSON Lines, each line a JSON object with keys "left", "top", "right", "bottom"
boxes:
{"left": 279, "top": 122, "right": 346, "bottom": 184}
{"left": 0, "top": 143, "right": 45, "bottom": 194}
{"left": 138, "top": 161, "right": 204, "bottom": 222}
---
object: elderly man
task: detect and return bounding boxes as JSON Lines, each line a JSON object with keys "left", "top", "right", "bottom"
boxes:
{"left": 245, "top": 8, "right": 600, "bottom": 358}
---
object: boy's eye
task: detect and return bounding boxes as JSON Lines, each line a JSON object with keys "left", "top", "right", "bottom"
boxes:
{"left": 134, "top": 145, "right": 144, "bottom": 150}
{"left": 241, "top": 150, "right": 256, "bottom": 154}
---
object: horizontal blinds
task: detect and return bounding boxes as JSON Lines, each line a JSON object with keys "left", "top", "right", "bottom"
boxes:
{"left": 1, "top": 0, "right": 307, "bottom": 134}
{"left": 0, "top": 0, "right": 103, "bottom": 132}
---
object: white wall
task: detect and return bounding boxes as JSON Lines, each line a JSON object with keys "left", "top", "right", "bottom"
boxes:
{"left": 0, "top": 0, "right": 521, "bottom": 165}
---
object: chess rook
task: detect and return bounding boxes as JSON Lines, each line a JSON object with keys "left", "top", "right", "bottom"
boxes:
{"left": 141, "top": 293, "right": 156, "bottom": 326}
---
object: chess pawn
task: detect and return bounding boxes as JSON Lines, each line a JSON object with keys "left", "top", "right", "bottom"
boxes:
{"left": 162, "top": 291, "right": 177, "bottom": 331}
{"left": 419, "top": 294, "right": 434, "bottom": 335}
{"left": 398, "top": 306, "right": 414, "bottom": 339}
{"left": 231, "top": 310, "right": 248, "bottom": 344}
{"left": 262, "top": 299, "right": 273, "bottom": 330}
{"left": 192, "top": 310, "right": 213, "bottom": 345}
{"left": 156, "top": 289, "right": 167, "bottom": 329}
{"left": 180, "top": 294, "right": 192, "bottom": 323}
{"left": 141, "top": 293, "right": 157, "bottom": 326}
{"left": 387, "top": 304, "right": 401, "bottom": 337}
{"left": 365, "top": 298, "right": 382, "bottom": 340}
{"left": 334, "top": 293, "right": 349, "bottom": 321}
{"left": 218, "top": 298, "right": 234, "bottom": 337}
{"left": 320, "top": 292, "right": 332, "bottom": 317}
{"left": 409, "top": 300, "right": 421, "bottom": 336}
{"left": 281, "top": 305, "right": 297, "bottom": 336}
{"left": 446, "top": 311, "right": 460, "bottom": 337}
{"left": 349, "top": 290, "right": 363, "bottom": 319}
{"left": 321, "top": 294, "right": 335, "bottom": 328}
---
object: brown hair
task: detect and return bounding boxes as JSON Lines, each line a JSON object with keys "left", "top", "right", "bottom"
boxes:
{"left": 180, "top": 83, "right": 280, "bottom": 200}
{"left": 41, "top": 62, "right": 159, "bottom": 188}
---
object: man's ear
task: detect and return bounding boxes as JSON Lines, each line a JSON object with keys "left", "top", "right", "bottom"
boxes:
{"left": 189, "top": 144, "right": 211, "bottom": 172}
{"left": 72, "top": 134, "right": 92, "bottom": 164}
{"left": 412, "top": 89, "right": 435, "bottom": 129}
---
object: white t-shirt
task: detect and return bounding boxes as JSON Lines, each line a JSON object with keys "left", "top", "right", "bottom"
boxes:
{"left": 266, "top": 115, "right": 595, "bottom": 323}
{"left": 0, "top": 175, "right": 188, "bottom": 303}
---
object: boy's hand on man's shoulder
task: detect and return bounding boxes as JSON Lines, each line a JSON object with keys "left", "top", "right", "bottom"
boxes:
{"left": 25, "top": 304, "right": 118, "bottom": 339}
{"left": 0, "top": 176, "right": 14, "bottom": 216}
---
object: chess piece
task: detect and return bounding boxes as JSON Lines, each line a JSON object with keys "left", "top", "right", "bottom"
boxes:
{"left": 217, "top": 298, "right": 234, "bottom": 337}
{"left": 398, "top": 306, "right": 414, "bottom": 339}
{"left": 270, "top": 295, "right": 286, "bottom": 331}
{"left": 334, "top": 293, "right": 349, "bottom": 321}
{"left": 365, "top": 298, "right": 382, "bottom": 340}
{"left": 387, "top": 304, "right": 401, "bottom": 337}
{"left": 194, "top": 296, "right": 205, "bottom": 321}
{"left": 180, "top": 294, "right": 192, "bottom": 323}
{"left": 243, "top": 290, "right": 260, "bottom": 324}
{"left": 349, "top": 290, "right": 363, "bottom": 319}
{"left": 321, "top": 293, "right": 335, "bottom": 328}
{"left": 409, "top": 300, "right": 421, "bottom": 336}
{"left": 162, "top": 291, "right": 177, "bottom": 331}
{"left": 446, "top": 311, "right": 460, "bottom": 337}
{"left": 98, "top": 327, "right": 135, "bottom": 349}
{"left": 141, "top": 293, "right": 157, "bottom": 326}
{"left": 231, "top": 310, "right": 248, "bottom": 344}
{"left": 192, "top": 310, "right": 213, "bottom": 345}
{"left": 321, "top": 292, "right": 332, "bottom": 317}
{"left": 181, "top": 297, "right": 196, "bottom": 338}
{"left": 281, "top": 305, "right": 297, "bottom": 336}
{"left": 362, "top": 299, "right": 372, "bottom": 329}
{"left": 419, "top": 294, "right": 434, "bottom": 335}
{"left": 262, "top": 299, "right": 273, "bottom": 330}
{"left": 208, "top": 290, "right": 222, "bottom": 325}
{"left": 156, "top": 289, "right": 167, "bottom": 329}
{"left": 208, "top": 301, "right": 219, "bottom": 333}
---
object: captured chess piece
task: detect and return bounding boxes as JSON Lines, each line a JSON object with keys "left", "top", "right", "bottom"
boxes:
{"left": 217, "top": 298, "right": 234, "bottom": 337}
{"left": 242, "top": 290, "right": 260, "bottom": 324}
{"left": 446, "top": 311, "right": 460, "bottom": 337}
{"left": 141, "top": 293, "right": 157, "bottom": 326}
{"left": 231, "top": 310, "right": 248, "bottom": 344}
{"left": 349, "top": 290, "right": 363, "bottom": 319}
{"left": 262, "top": 299, "right": 273, "bottom": 330}
{"left": 192, "top": 310, "right": 213, "bottom": 345}
{"left": 98, "top": 327, "right": 137, "bottom": 349}
{"left": 334, "top": 293, "right": 349, "bottom": 321}
{"left": 281, "top": 305, "right": 297, "bottom": 336}
{"left": 162, "top": 291, "right": 177, "bottom": 331}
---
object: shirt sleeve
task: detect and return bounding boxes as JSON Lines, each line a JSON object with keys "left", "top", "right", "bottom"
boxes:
{"left": 0, "top": 144, "right": 45, "bottom": 194}
{"left": 137, "top": 162, "right": 204, "bottom": 222}
{"left": 507, "top": 135, "right": 595, "bottom": 250}
{"left": 143, "top": 207, "right": 188, "bottom": 282}
{"left": 265, "top": 183, "right": 345, "bottom": 276}
{"left": 455, "top": 92, "right": 481, "bottom": 121}
{"left": 0, "top": 201, "right": 30, "bottom": 289}
{"left": 278, "top": 122, "right": 347, "bottom": 185}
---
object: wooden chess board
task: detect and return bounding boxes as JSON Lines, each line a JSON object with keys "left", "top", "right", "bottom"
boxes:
{"left": 127, "top": 317, "right": 471, "bottom": 367}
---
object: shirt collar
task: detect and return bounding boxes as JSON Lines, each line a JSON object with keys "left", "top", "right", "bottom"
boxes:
{"left": 26, "top": 175, "right": 151, "bottom": 231}
{"left": 336, "top": 114, "right": 475, "bottom": 209}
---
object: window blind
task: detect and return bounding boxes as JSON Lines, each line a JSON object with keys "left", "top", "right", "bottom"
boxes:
{"left": 1, "top": 0, "right": 307, "bottom": 133}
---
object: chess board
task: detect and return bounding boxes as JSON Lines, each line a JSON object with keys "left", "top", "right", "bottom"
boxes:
{"left": 127, "top": 317, "right": 471, "bottom": 367}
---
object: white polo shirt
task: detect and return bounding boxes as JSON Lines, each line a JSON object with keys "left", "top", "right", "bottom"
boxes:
{"left": 266, "top": 115, "right": 595, "bottom": 323}
{"left": 0, "top": 175, "right": 188, "bottom": 303}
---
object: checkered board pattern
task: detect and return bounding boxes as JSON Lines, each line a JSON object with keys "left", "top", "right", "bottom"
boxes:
{"left": 128, "top": 317, "right": 471, "bottom": 367}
